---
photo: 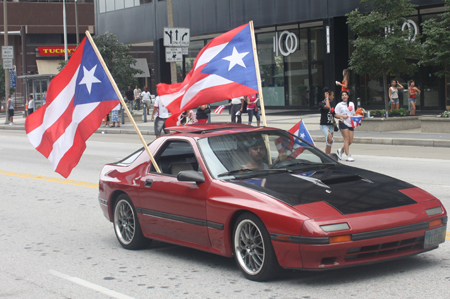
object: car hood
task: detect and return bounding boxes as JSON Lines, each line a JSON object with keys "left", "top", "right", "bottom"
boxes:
{"left": 230, "top": 165, "right": 419, "bottom": 216}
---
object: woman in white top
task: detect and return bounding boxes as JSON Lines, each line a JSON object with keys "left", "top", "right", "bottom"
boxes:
{"left": 335, "top": 91, "right": 356, "bottom": 162}
{"left": 389, "top": 80, "right": 403, "bottom": 110}
{"left": 27, "top": 95, "right": 35, "bottom": 115}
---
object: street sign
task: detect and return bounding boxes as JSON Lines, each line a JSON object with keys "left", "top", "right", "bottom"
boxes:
{"left": 3, "top": 58, "right": 13, "bottom": 69}
{"left": 182, "top": 47, "right": 188, "bottom": 55}
{"left": 164, "top": 27, "right": 190, "bottom": 47}
{"left": 165, "top": 47, "right": 183, "bottom": 62}
{"left": 2, "top": 46, "right": 14, "bottom": 59}
{"left": 9, "top": 66, "right": 16, "bottom": 88}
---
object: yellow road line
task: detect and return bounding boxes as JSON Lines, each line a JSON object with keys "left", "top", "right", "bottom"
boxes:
{"left": 0, "top": 170, "right": 98, "bottom": 189}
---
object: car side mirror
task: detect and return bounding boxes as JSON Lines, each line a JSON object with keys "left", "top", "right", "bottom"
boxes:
{"left": 328, "top": 153, "right": 339, "bottom": 161}
{"left": 177, "top": 170, "right": 205, "bottom": 183}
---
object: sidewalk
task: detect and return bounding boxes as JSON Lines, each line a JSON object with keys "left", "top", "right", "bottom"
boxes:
{"left": 1, "top": 110, "right": 449, "bottom": 147}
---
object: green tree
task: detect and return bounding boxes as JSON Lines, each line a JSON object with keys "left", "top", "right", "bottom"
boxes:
{"left": 420, "top": 0, "right": 450, "bottom": 78}
{"left": 57, "top": 33, "right": 142, "bottom": 93}
{"left": 346, "top": 0, "right": 421, "bottom": 110}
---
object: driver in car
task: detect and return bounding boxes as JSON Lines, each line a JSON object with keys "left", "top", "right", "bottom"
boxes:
{"left": 241, "top": 138, "right": 269, "bottom": 170}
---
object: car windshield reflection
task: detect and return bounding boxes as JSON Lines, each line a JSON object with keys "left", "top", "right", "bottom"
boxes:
{"left": 197, "top": 130, "right": 336, "bottom": 179}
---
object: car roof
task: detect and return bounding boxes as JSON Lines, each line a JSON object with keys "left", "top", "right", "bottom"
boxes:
{"left": 165, "top": 122, "right": 281, "bottom": 138}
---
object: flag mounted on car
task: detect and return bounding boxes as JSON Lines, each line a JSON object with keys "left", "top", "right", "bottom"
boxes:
{"left": 289, "top": 120, "right": 315, "bottom": 146}
{"left": 274, "top": 120, "right": 315, "bottom": 158}
{"left": 25, "top": 36, "right": 120, "bottom": 178}
{"left": 157, "top": 23, "right": 259, "bottom": 115}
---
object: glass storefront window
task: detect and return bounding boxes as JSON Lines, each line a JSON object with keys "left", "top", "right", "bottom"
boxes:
{"left": 257, "top": 32, "right": 284, "bottom": 106}
{"left": 186, "top": 40, "right": 205, "bottom": 74}
{"left": 285, "top": 29, "right": 308, "bottom": 107}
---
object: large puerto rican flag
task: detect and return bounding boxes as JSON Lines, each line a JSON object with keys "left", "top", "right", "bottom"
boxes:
{"left": 25, "top": 37, "right": 120, "bottom": 178}
{"left": 157, "top": 23, "right": 259, "bottom": 115}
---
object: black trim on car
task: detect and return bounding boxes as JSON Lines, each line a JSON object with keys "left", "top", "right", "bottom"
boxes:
{"left": 351, "top": 222, "right": 430, "bottom": 241}
{"left": 135, "top": 208, "right": 224, "bottom": 230}
{"left": 270, "top": 233, "right": 330, "bottom": 244}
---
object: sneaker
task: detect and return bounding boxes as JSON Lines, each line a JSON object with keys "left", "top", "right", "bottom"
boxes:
{"left": 336, "top": 148, "right": 343, "bottom": 160}
{"left": 9, "top": 122, "right": 13, "bottom": 125}
{"left": 346, "top": 155, "right": 355, "bottom": 162}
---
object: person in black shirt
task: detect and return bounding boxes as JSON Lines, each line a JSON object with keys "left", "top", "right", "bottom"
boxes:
{"left": 196, "top": 105, "right": 211, "bottom": 123}
{"left": 318, "top": 87, "right": 336, "bottom": 154}
{"left": 125, "top": 86, "right": 134, "bottom": 110}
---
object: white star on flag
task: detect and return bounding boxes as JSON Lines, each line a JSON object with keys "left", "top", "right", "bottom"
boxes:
{"left": 300, "top": 133, "right": 305, "bottom": 138}
{"left": 79, "top": 65, "right": 101, "bottom": 94}
{"left": 222, "top": 47, "right": 249, "bottom": 71}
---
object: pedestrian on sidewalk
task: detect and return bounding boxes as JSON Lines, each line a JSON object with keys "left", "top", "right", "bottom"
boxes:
{"left": 27, "top": 95, "right": 35, "bottom": 115}
{"left": 335, "top": 91, "right": 355, "bottom": 162}
{"left": 319, "top": 88, "right": 337, "bottom": 154}
{"left": 152, "top": 96, "right": 169, "bottom": 138}
{"left": 336, "top": 69, "right": 350, "bottom": 93}
{"left": 196, "top": 105, "right": 211, "bottom": 123}
{"left": 408, "top": 80, "right": 420, "bottom": 116}
{"left": 7, "top": 94, "right": 14, "bottom": 125}
{"left": 246, "top": 93, "right": 260, "bottom": 126}
{"left": 125, "top": 86, "right": 134, "bottom": 111}
{"left": 111, "top": 103, "right": 121, "bottom": 127}
{"left": 133, "top": 85, "right": 142, "bottom": 110}
{"left": 229, "top": 96, "right": 244, "bottom": 123}
{"left": 141, "top": 86, "right": 152, "bottom": 115}
{"left": 389, "top": 80, "right": 403, "bottom": 110}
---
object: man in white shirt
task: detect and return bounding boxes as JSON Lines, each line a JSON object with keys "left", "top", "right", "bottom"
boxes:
{"left": 229, "top": 96, "right": 244, "bottom": 123}
{"left": 141, "top": 86, "right": 152, "bottom": 115}
{"left": 133, "top": 85, "right": 141, "bottom": 110}
{"left": 152, "top": 96, "right": 169, "bottom": 137}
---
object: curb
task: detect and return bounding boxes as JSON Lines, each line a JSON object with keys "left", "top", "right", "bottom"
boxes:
{"left": 1, "top": 124, "right": 449, "bottom": 148}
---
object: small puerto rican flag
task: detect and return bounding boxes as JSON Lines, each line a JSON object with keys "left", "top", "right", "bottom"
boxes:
{"left": 214, "top": 104, "right": 227, "bottom": 114}
{"left": 289, "top": 120, "right": 315, "bottom": 146}
{"left": 350, "top": 116, "right": 363, "bottom": 129}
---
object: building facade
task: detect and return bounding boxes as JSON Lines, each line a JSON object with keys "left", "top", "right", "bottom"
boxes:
{"left": 0, "top": 0, "right": 94, "bottom": 110}
{"left": 95, "top": 0, "right": 449, "bottom": 111}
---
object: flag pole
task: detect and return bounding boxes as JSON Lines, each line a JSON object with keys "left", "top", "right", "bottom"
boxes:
{"left": 85, "top": 31, "right": 161, "bottom": 173}
{"left": 249, "top": 21, "right": 267, "bottom": 127}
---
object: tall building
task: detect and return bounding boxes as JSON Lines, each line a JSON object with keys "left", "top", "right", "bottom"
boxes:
{"left": 96, "top": 0, "right": 447, "bottom": 111}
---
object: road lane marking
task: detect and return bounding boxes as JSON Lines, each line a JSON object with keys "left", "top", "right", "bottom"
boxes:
{"left": 447, "top": 232, "right": 450, "bottom": 240}
{"left": 0, "top": 170, "right": 97, "bottom": 189}
{"left": 49, "top": 270, "right": 135, "bottom": 299}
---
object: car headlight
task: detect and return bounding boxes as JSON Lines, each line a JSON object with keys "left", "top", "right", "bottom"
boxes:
{"left": 425, "top": 207, "right": 442, "bottom": 216}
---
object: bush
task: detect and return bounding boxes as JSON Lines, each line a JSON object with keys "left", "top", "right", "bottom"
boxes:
{"left": 440, "top": 110, "right": 450, "bottom": 118}
{"left": 369, "top": 108, "right": 409, "bottom": 117}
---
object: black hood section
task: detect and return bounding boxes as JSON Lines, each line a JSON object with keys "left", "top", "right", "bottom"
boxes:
{"left": 231, "top": 165, "right": 417, "bottom": 215}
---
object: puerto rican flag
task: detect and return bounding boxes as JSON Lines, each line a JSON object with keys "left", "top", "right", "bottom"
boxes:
{"left": 25, "top": 37, "right": 120, "bottom": 178}
{"left": 289, "top": 120, "right": 315, "bottom": 146}
{"left": 157, "top": 23, "right": 258, "bottom": 115}
{"left": 214, "top": 105, "right": 227, "bottom": 114}
{"left": 274, "top": 120, "right": 315, "bottom": 157}
{"left": 350, "top": 116, "right": 363, "bottom": 129}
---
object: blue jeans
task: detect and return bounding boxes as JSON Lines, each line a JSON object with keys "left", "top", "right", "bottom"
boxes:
{"left": 247, "top": 109, "right": 260, "bottom": 124}
{"left": 154, "top": 117, "right": 168, "bottom": 137}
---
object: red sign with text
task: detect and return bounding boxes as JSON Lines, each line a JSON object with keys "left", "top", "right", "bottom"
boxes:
{"left": 38, "top": 46, "right": 77, "bottom": 56}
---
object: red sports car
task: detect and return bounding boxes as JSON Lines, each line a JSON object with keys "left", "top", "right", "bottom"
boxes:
{"left": 98, "top": 123, "right": 447, "bottom": 281}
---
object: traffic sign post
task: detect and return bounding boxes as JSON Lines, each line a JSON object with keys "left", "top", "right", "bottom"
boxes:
{"left": 165, "top": 47, "right": 183, "bottom": 62}
{"left": 164, "top": 27, "right": 190, "bottom": 47}
{"left": 3, "top": 58, "right": 13, "bottom": 69}
{"left": 2, "top": 46, "right": 14, "bottom": 59}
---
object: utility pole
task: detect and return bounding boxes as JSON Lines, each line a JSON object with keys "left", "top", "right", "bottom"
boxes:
{"left": 75, "top": 0, "right": 79, "bottom": 45}
{"left": 63, "top": 0, "right": 68, "bottom": 61}
{"left": 4, "top": 0, "right": 10, "bottom": 124}
{"left": 167, "top": 0, "right": 177, "bottom": 84}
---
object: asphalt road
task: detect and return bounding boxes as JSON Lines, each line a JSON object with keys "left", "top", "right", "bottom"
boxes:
{"left": 0, "top": 130, "right": 449, "bottom": 299}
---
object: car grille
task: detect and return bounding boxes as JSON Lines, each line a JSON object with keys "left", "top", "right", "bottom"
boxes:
{"left": 345, "top": 236, "right": 425, "bottom": 260}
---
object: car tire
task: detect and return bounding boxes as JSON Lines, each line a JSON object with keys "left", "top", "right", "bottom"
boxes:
{"left": 232, "top": 213, "right": 281, "bottom": 281}
{"left": 113, "top": 194, "right": 150, "bottom": 250}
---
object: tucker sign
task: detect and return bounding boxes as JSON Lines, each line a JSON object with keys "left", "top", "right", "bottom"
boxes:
{"left": 38, "top": 46, "right": 77, "bottom": 56}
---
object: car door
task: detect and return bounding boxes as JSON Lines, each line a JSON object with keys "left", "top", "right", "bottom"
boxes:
{"left": 137, "top": 139, "right": 211, "bottom": 247}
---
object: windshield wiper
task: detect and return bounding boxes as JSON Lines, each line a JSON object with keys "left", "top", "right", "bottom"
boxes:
{"left": 218, "top": 168, "right": 255, "bottom": 177}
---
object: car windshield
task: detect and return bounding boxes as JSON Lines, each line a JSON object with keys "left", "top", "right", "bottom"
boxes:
{"left": 197, "top": 130, "right": 337, "bottom": 179}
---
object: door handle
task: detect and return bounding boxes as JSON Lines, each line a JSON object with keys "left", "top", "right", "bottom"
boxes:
{"left": 145, "top": 179, "right": 153, "bottom": 187}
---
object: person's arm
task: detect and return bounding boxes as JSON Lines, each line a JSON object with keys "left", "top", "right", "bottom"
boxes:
{"left": 415, "top": 87, "right": 421, "bottom": 93}
{"left": 323, "top": 98, "right": 330, "bottom": 109}
{"left": 240, "top": 98, "right": 244, "bottom": 111}
{"left": 151, "top": 102, "right": 157, "bottom": 120}
{"left": 397, "top": 82, "right": 404, "bottom": 89}
{"left": 341, "top": 79, "right": 348, "bottom": 89}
